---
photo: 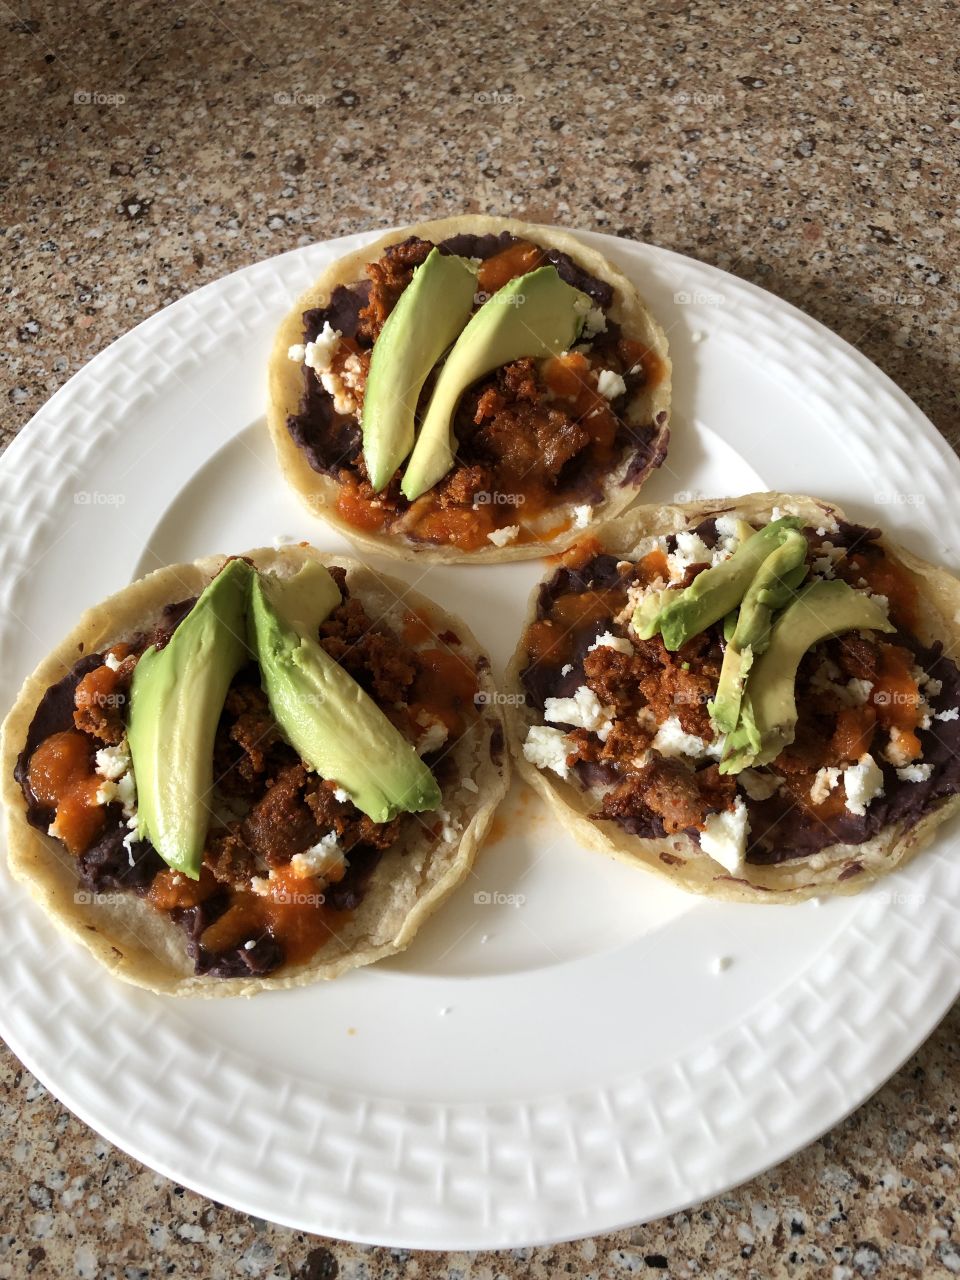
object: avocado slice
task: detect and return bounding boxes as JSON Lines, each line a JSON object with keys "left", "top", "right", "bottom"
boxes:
{"left": 634, "top": 517, "right": 804, "bottom": 651}
{"left": 400, "top": 265, "right": 590, "bottom": 501}
{"left": 709, "top": 529, "right": 809, "bottom": 734}
{"left": 249, "top": 569, "right": 441, "bottom": 823}
{"left": 719, "top": 579, "right": 895, "bottom": 774}
{"left": 127, "top": 557, "right": 253, "bottom": 879}
{"left": 362, "top": 248, "right": 478, "bottom": 491}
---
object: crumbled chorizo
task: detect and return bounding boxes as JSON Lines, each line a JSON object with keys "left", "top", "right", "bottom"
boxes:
{"left": 73, "top": 658, "right": 135, "bottom": 744}
{"left": 582, "top": 647, "right": 637, "bottom": 709}
{"left": 834, "top": 633, "right": 881, "bottom": 682}
{"left": 499, "top": 358, "right": 539, "bottom": 403}
{"left": 318, "top": 595, "right": 418, "bottom": 703}
{"left": 241, "top": 764, "right": 319, "bottom": 866}
{"left": 357, "top": 236, "right": 434, "bottom": 342}
{"left": 599, "top": 715, "right": 654, "bottom": 764}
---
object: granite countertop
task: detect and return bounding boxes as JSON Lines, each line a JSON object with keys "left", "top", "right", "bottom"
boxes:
{"left": 2, "top": 2, "right": 959, "bottom": 1275}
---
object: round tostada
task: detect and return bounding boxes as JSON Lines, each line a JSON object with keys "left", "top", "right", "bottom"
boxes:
{"left": 1, "top": 547, "right": 507, "bottom": 996}
{"left": 268, "top": 215, "right": 671, "bottom": 562}
{"left": 506, "top": 492, "right": 960, "bottom": 903}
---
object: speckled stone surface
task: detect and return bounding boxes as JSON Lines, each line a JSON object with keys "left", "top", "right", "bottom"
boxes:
{"left": 2, "top": 2, "right": 959, "bottom": 1275}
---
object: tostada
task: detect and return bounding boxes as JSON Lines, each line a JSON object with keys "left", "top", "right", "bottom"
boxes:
{"left": 269, "top": 216, "right": 670, "bottom": 561}
{"left": 1, "top": 547, "right": 506, "bottom": 994}
{"left": 507, "top": 493, "right": 960, "bottom": 902}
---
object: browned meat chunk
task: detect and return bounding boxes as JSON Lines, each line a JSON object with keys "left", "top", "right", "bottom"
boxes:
{"left": 73, "top": 659, "right": 135, "bottom": 744}
{"left": 598, "top": 759, "right": 735, "bottom": 834}
{"left": 599, "top": 715, "right": 654, "bottom": 763}
{"left": 565, "top": 727, "right": 603, "bottom": 767}
{"left": 473, "top": 403, "right": 591, "bottom": 488}
{"left": 305, "top": 778, "right": 402, "bottom": 852}
{"left": 583, "top": 646, "right": 637, "bottom": 709}
{"left": 319, "top": 597, "right": 417, "bottom": 704}
{"left": 834, "top": 633, "right": 880, "bottom": 682}
{"left": 357, "top": 237, "right": 434, "bottom": 342}
{"left": 435, "top": 463, "right": 493, "bottom": 509}
{"left": 241, "top": 764, "right": 319, "bottom": 866}
{"left": 205, "top": 830, "right": 258, "bottom": 887}
{"left": 499, "top": 358, "right": 539, "bottom": 403}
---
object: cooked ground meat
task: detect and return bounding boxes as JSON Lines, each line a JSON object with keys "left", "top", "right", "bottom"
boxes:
{"left": 470, "top": 402, "right": 592, "bottom": 489}
{"left": 833, "top": 632, "right": 881, "bottom": 682}
{"left": 435, "top": 463, "right": 493, "bottom": 509}
{"left": 305, "top": 779, "right": 403, "bottom": 853}
{"left": 357, "top": 236, "right": 433, "bottom": 343}
{"left": 582, "top": 646, "right": 638, "bottom": 710}
{"left": 319, "top": 595, "right": 418, "bottom": 704}
{"left": 598, "top": 759, "right": 734, "bottom": 834}
{"left": 240, "top": 763, "right": 319, "bottom": 866}
{"left": 213, "top": 679, "right": 288, "bottom": 795}
{"left": 73, "top": 658, "right": 135, "bottom": 744}
{"left": 583, "top": 633, "right": 721, "bottom": 737}
{"left": 599, "top": 715, "right": 655, "bottom": 764}
{"left": 206, "top": 829, "right": 259, "bottom": 887}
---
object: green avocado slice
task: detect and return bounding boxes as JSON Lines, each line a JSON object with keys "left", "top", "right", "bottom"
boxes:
{"left": 249, "top": 568, "right": 441, "bottom": 823}
{"left": 362, "top": 248, "right": 478, "bottom": 492}
{"left": 400, "top": 265, "right": 590, "bottom": 501}
{"left": 709, "top": 528, "right": 809, "bottom": 734}
{"left": 127, "top": 557, "right": 253, "bottom": 879}
{"left": 719, "top": 578, "right": 895, "bottom": 774}
{"left": 634, "top": 517, "right": 804, "bottom": 651}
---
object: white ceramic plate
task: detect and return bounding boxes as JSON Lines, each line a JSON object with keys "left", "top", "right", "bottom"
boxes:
{"left": 2, "top": 230, "right": 959, "bottom": 1250}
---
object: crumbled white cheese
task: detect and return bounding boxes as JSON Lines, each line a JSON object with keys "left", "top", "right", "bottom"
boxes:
{"left": 523, "top": 725, "right": 571, "bottom": 778}
{"left": 846, "top": 678, "right": 874, "bottom": 707}
{"left": 581, "top": 305, "right": 607, "bottom": 338}
{"left": 843, "top": 753, "right": 885, "bottom": 815}
{"left": 897, "top": 763, "right": 934, "bottom": 782}
{"left": 544, "top": 685, "right": 614, "bottom": 739}
{"left": 920, "top": 673, "right": 943, "bottom": 696}
{"left": 714, "top": 514, "right": 740, "bottom": 541}
{"left": 95, "top": 742, "right": 131, "bottom": 781}
{"left": 737, "top": 768, "right": 782, "bottom": 801}
{"left": 417, "top": 717, "right": 449, "bottom": 755}
{"left": 304, "top": 322, "right": 341, "bottom": 372}
{"left": 438, "top": 809, "right": 462, "bottom": 842}
{"left": 104, "top": 651, "right": 123, "bottom": 672}
{"left": 935, "top": 707, "right": 959, "bottom": 722}
{"left": 332, "top": 787, "right": 349, "bottom": 803}
{"left": 244, "top": 939, "right": 257, "bottom": 951}
{"left": 711, "top": 514, "right": 743, "bottom": 562}
{"left": 700, "top": 798, "right": 750, "bottom": 874}
{"left": 810, "top": 766, "right": 841, "bottom": 806}
{"left": 573, "top": 504, "right": 593, "bottom": 528}
{"left": 94, "top": 741, "right": 137, "bottom": 818}
{"left": 883, "top": 730, "right": 915, "bottom": 768}
{"left": 812, "top": 556, "right": 836, "bottom": 579}
{"left": 319, "top": 369, "right": 357, "bottom": 417}
{"left": 487, "top": 525, "right": 519, "bottom": 547}
{"left": 869, "top": 592, "right": 890, "bottom": 618}
{"left": 810, "top": 662, "right": 873, "bottom": 708}
{"left": 667, "top": 531, "right": 714, "bottom": 581}
{"left": 95, "top": 772, "right": 137, "bottom": 817}
{"left": 651, "top": 715, "right": 712, "bottom": 761}
{"left": 560, "top": 663, "right": 574, "bottom": 676}
{"left": 596, "top": 369, "right": 627, "bottom": 401}
{"left": 290, "top": 832, "right": 344, "bottom": 880}
{"left": 588, "top": 631, "right": 634, "bottom": 656}
{"left": 287, "top": 343, "right": 306, "bottom": 362}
